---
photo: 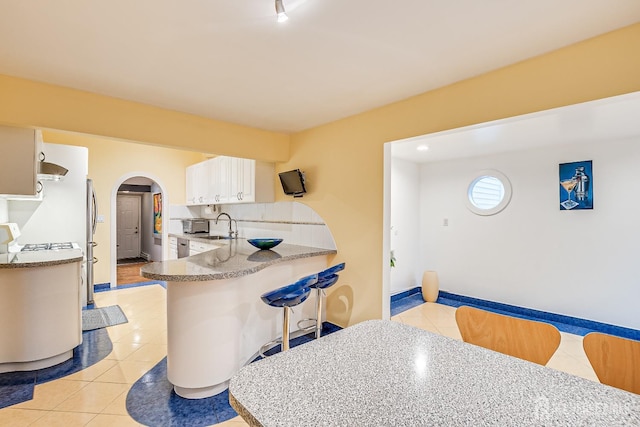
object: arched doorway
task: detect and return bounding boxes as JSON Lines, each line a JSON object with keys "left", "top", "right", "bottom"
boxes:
{"left": 110, "top": 172, "right": 169, "bottom": 288}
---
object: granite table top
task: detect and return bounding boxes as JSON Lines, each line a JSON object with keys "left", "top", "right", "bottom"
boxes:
{"left": 229, "top": 320, "right": 640, "bottom": 427}
{"left": 0, "top": 249, "right": 83, "bottom": 269}
{"left": 141, "top": 240, "right": 336, "bottom": 282}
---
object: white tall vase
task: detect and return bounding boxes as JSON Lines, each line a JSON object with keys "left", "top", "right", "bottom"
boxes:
{"left": 421, "top": 270, "right": 439, "bottom": 303}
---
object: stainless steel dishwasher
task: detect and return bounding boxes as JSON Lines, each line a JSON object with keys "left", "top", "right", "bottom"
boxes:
{"left": 177, "top": 238, "right": 190, "bottom": 258}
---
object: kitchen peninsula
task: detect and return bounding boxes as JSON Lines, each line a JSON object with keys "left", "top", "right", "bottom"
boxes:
{"left": 0, "top": 249, "right": 83, "bottom": 373}
{"left": 141, "top": 239, "right": 336, "bottom": 399}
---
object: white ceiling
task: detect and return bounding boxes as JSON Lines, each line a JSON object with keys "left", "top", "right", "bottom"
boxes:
{"left": 0, "top": 1, "right": 639, "bottom": 133}
{"left": 391, "top": 91, "right": 640, "bottom": 164}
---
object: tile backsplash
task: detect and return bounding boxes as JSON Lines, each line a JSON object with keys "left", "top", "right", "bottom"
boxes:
{"left": 0, "top": 199, "right": 7, "bottom": 223}
{"left": 169, "top": 202, "right": 336, "bottom": 249}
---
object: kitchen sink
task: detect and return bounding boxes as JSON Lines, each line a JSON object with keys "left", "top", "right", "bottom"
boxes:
{"left": 199, "top": 235, "right": 232, "bottom": 240}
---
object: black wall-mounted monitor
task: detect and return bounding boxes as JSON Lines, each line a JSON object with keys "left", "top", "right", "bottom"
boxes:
{"left": 279, "top": 169, "right": 306, "bottom": 197}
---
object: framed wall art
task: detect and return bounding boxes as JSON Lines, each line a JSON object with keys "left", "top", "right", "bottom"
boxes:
{"left": 559, "top": 160, "right": 592, "bottom": 210}
{"left": 153, "top": 192, "right": 162, "bottom": 234}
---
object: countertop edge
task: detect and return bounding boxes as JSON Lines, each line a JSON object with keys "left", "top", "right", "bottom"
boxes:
{"left": 141, "top": 247, "right": 337, "bottom": 282}
{"left": 229, "top": 390, "right": 263, "bottom": 427}
{"left": 0, "top": 254, "right": 83, "bottom": 269}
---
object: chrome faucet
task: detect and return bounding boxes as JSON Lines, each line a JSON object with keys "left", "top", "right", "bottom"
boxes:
{"left": 215, "top": 212, "right": 238, "bottom": 239}
{"left": 230, "top": 219, "right": 238, "bottom": 238}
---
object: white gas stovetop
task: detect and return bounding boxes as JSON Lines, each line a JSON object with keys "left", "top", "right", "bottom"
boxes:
{"left": 20, "top": 242, "right": 81, "bottom": 252}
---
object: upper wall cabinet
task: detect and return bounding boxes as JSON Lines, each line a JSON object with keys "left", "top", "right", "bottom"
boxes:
{"left": 186, "top": 160, "right": 212, "bottom": 205}
{"left": 186, "top": 156, "right": 274, "bottom": 206}
{"left": 0, "top": 126, "right": 43, "bottom": 198}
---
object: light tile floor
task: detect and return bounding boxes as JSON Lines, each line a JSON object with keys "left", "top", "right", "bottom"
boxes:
{"left": 391, "top": 301, "right": 599, "bottom": 382}
{"left": 0, "top": 286, "right": 598, "bottom": 426}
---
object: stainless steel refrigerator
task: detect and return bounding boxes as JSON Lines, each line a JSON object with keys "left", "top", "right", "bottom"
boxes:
{"left": 86, "top": 179, "right": 98, "bottom": 305}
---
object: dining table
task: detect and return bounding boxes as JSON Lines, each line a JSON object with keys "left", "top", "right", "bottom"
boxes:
{"left": 229, "top": 319, "right": 640, "bottom": 426}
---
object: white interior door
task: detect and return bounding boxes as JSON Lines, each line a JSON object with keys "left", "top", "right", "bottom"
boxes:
{"left": 117, "top": 195, "right": 141, "bottom": 260}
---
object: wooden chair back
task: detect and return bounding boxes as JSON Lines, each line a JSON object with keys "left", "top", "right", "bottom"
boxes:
{"left": 583, "top": 332, "right": 640, "bottom": 394}
{"left": 455, "top": 305, "right": 561, "bottom": 365}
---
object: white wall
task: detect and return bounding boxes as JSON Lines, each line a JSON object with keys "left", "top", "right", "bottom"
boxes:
{"left": 390, "top": 158, "right": 421, "bottom": 294}
{"left": 419, "top": 136, "right": 640, "bottom": 330}
{"left": 9, "top": 144, "right": 88, "bottom": 247}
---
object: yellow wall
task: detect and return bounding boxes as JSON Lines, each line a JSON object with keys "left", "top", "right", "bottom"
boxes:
{"left": 283, "top": 23, "right": 640, "bottom": 326}
{"left": 1, "top": 23, "right": 639, "bottom": 324}
{"left": 0, "top": 75, "right": 290, "bottom": 162}
{"left": 42, "top": 131, "right": 204, "bottom": 283}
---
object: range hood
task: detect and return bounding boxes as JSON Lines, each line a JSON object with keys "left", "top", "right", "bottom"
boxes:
{"left": 38, "top": 152, "right": 68, "bottom": 181}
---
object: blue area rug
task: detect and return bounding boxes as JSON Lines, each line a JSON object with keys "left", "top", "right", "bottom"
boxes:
{"left": 0, "top": 328, "right": 113, "bottom": 409}
{"left": 127, "top": 322, "right": 342, "bottom": 426}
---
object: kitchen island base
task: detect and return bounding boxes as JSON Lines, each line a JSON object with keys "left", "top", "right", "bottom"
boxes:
{"left": 0, "top": 350, "right": 73, "bottom": 374}
{"left": 0, "top": 254, "right": 82, "bottom": 374}
{"left": 166, "top": 256, "right": 328, "bottom": 399}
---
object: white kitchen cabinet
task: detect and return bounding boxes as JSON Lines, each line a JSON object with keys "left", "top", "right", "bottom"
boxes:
{"left": 212, "top": 156, "right": 249, "bottom": 204}
{"left": 186, "top": 156, "right": 274, "bottom": 206}
{"left": 169, "top": 236, "right": 178, "bottom": 260}
{"left": 186, "top": 160, "right": 214, "bottom": 206}
{"left": 228, "top": 157, "right": 254, "bottom": 203}
{"left": 210, "top": 156, "right": 230, "bottom": 204}
{"left": 186, "top": 165, "right": 197, "bottom": 205}
{"left": 0, "top": 126, "right": 42, "bottom": 198}
{"left": 238, "top": 159, "right": 276, "bottom": 204}
{"left": 189, "top": 240, "right": 220, "bottom": 256}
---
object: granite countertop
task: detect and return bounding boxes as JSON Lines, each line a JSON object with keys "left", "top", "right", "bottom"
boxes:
{"left": 141, "top": 240, "right": 336, "bottom": 282}
{"left": 229, "top": 320, "right": 640, "bottom": 427}
{"left": 0, "top": 249, "right": 83, "bottom": 269}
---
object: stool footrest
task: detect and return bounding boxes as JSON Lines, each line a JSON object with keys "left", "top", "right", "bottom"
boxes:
{"left": 259, "top": 339, "right": 281, "bottom": 358}
{"left": 297, "top": 318, "right": 317, "bottom": 331}
{"left": 258, "top": 326, "right": 320, "bottom": 358}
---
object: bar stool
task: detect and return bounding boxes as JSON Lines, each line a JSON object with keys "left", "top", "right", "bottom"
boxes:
{"left": 299, "top": 263, "right": 345, "bottom": 339}
{"left": 259, "top": 274, "right": 317, "bottom": 356}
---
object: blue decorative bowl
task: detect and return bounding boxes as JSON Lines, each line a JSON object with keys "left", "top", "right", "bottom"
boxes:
{"left": 247, "top": 238, "right": 283, "bottom": 250}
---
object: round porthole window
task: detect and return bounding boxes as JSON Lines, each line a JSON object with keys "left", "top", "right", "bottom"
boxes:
{"left": 465, "top": 170, "right": 512, "bottom": 216}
